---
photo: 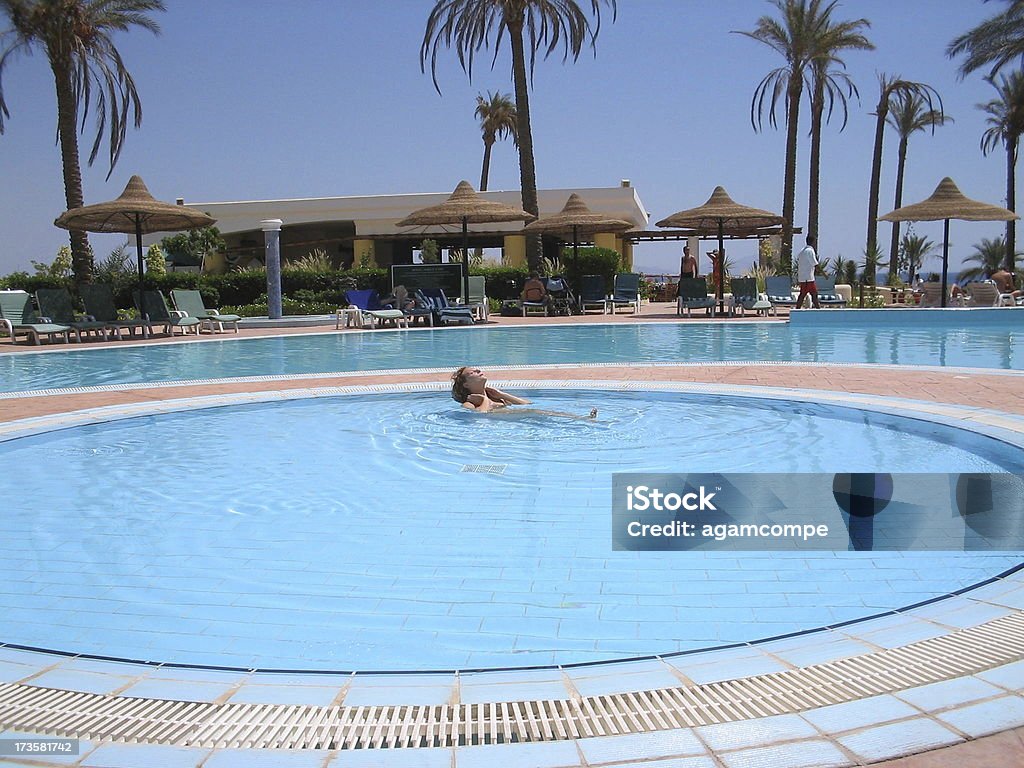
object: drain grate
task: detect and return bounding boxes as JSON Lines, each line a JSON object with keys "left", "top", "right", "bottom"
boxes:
{"left": 1, "top": 611, "right": 1021, "bottom": 750}
{"left": 461, "top": 464, "right": 507, "bottom": 474}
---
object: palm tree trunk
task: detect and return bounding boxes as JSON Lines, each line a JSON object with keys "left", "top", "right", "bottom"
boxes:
{"left": 480, "top": 140, "right": 494, "bottom": 192}
{"left": 51, "top": 59, "right": 92, "bottom": 286}
{"left": 507, "top": 19, "right": 541, "bottom": 271}
{"left": 888, "top": 135, "right": 908, "bottom": 282}
{"left": 1008, "top": 138, "right": 1017, "bottom": 271}
{"left": 866, "top": 95, "right": 889, "bottom": 284}
{"left": 781, "top": 78, "right": 802, "bottom": 275}
{"left": 807, "top": 79, "right": 824, "bottom": 245}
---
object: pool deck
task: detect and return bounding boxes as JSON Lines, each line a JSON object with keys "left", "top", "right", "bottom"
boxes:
{"left": 1, "top": 305, "right": 1023, "bottom": 767}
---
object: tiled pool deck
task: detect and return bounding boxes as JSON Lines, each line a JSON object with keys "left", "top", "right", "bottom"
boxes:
{"left": 1, "top": 307, "right": 1023, "bottom": 766}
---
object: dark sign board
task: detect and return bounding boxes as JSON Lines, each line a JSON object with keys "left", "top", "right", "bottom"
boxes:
{"left": 391, "top": 263, "right": 464, "bottom": 298}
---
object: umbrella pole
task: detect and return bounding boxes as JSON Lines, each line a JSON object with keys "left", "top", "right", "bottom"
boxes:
{"left": 940, "top": 218, "right": 950, "bottom": 309}
{"left": 462, "top": 216, "right": 470, "bottom": 304}
{"left": 717, "top": 220, "right": 725, "bottom": 310}
{"left": 135, "top": 213, "right": 145, "bottom": 312}
{"left": 573, "top": 224, "right": 579, "bottom": 262}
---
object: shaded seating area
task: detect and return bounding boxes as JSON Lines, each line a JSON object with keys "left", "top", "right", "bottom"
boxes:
{"left": 677, "top": 276, "right": 716, "bottom": 317}
{"left": 80, "top": 284, "right": 151, "bottom": 339}
{"left": 135, "top": 290, "right": 203, "bottom": 336}
{"left": 171, "top": 289, "right": 241, "bottom": 333}
{"left": 35, "top": 288, "right": 117, "bottom": 341}
{"left": 0, "top": 290, "right": 72, "bottom": 345}
{"left": 416, "top": 288, "right": 474, "bottom": 325}
{"left": 577, "top": 275, "right": 608, "bottom": 314}
{"left": 607, "top": 272, "right": 641, "bottom": 314}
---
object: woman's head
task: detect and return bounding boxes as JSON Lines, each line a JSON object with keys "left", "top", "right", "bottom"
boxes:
{"left": 451, "top": 366, "right": 486, "bottom": 402}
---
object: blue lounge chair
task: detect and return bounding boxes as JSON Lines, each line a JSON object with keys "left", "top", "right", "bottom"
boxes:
{"left": 577, "top": 275, "right": 607, "bottom": 314}
{"left": 36, "top": 287, "right": 117, "bottom": 341}
{"left": 80, "top": 283, "right": 152, "bottom": 339}
{"left": 766, "top": 276, "right": 797, "bottom": 308}
{"left": 607, "top": 272, "right": 642, "bottom": 314}
{"left": 676, "top": 276, "right": 716, "bottom": 317}
{"left": 416, "top": 288, "right": 475, "bottom": 325}
{"left": 728, "top": 277, "right": 775, "bottom": 317}
{"left": 814, "top": 277, "right": 847, "bottom": 307}
{"left": 171, "top": 289, "right": 241, "bottom": 333}
{"left": 343, "top": 289, "right": 409, "bottom": 329}
{"left": 0, "top": 290, "right": 72, "bottom": 345}
{"left": 135, "top": 290, "right": 203, "bottom": 336}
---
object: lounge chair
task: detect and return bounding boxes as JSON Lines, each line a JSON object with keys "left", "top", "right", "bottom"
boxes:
{"left": 607, "top": 272, "right": 641, "bottom": 314}
{"left": 814, "top": 277, "right": 847, "bottom": 307}
{"left": 729, "top": 277, "right": 775, "bottom": 316}
{"left": 35, "top": 287, "right": 116, "bottom": 341}
{"left": 171, "top": 289, "right": 241, "bottom": 333}
{"left": 765, "top": 276, "right": 797, "bottom": 308}
{"left": 466, "top": 275, "right": 489, "bottom": 321}
{"left": 964, "top": 281, "right": 1000, "bottom": 307}
{"left": 0, "top": 290, "right": 72, "bottom": 345}
{"left": 676, "top": 276, "right": 716, "bottom": 317}
{"left": 342, "top": 289, "right": 409, "bottom": 329}
{"left": 134, "top": 290, "right": 203, "bottom": 336}
{"left": 918, "top": 282, "right": 964, "bottom": 307}
{"left": 380, "top": 285, "right": 433, "bottom": 326}
{"left": 80, "top": 283, "right": 151, "bottom": 339}
{"left": 415, "top": 288, "right": 474, "bottom": 325}
{"left": 577, "top": 275, "right": 607, "bottom": 314}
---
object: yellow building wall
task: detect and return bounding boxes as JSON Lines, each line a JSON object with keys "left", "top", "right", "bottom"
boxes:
{"left": 503, "top": 234, "right": 526, "bottom": 268}
{"left": 353, "top": 239, "right": 376, "bottom": 268}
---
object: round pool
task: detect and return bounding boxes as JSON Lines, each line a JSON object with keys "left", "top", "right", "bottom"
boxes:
{"left": 1, "top": 389, "right": 1021, "bottom": 671}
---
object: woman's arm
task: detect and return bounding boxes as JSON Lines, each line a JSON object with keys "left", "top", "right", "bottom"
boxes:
{"left": 486, "top": 386, "right": 531, "bottom": 405}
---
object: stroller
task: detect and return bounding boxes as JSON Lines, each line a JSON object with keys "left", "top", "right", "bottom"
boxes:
{"left": 544, "top": 275, "right": 576, "bottom": 315}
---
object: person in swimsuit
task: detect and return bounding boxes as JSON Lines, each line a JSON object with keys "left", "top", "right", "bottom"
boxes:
{"left": 451, "top": 367, "right": 597, "bottom": 418}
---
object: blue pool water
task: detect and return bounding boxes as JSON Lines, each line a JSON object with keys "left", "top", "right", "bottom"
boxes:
{"left": 1, "top": 390, "right": 1020, "bottom": 671}
{"left": 1, "top": 319, "right": 1022, "bottom": 393}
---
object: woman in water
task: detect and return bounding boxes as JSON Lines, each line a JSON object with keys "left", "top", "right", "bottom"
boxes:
{"left": 451, "top": 367, "right": 597, "bottom": 418}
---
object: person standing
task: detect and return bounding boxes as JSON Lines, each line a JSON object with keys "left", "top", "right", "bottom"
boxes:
{"left": 679, "top": 246, "right": 698, "bottom": 279}
{"left": 794, "top": 235, "right": 821, "bottom": 309}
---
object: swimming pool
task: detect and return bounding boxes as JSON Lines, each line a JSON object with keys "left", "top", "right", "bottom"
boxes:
{"left": 3, "top": 388, "right": 1021, "bottom": 671}
{"left": 1, "top": 318, "right": 1022, "bottom": 393}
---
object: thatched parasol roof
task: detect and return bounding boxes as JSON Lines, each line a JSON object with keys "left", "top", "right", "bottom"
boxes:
{"left": 879, "top": 177, "right": 1019, "bottom": 223}
{"left": 523, "top": 193, "right": 634, "bottom": 236}
{"left": 396, "top": 180, "right": 533, "bottom": 226}
{"left": 54, "top": 175, "right": 215, "bottom": 234}
{"left": 656, "top": 186, "right": 784, "bottom": 231}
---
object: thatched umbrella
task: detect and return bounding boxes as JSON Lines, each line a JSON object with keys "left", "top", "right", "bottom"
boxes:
{"left": 523, "top": 193, "right": 634, "bottom": 262}
{"left": 397, "top": 180, "right": 533, "bottom": 301}
{"left": 55, "top": 175, "right": 215, "bottom": 296}
{"left": 879, "top": 177, "right": 1018, "bottom": 307}
{"left": 656, "top": 187, "right": 784, "bottom": 306}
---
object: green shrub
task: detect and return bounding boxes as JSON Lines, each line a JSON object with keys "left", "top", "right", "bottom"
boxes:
{"left": 559, "top": 246, "right": 620, "bottom": 294}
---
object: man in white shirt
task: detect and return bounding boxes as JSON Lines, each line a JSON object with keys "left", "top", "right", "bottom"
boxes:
{"left": 794, "top": 235, "right": 821, "bottom": 309}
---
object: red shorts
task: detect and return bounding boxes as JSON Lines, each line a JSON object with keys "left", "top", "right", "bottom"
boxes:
{"left": 798, "top": 280, "right": 817, "bottom": 293}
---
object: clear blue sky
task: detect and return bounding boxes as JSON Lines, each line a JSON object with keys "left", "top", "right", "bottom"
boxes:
{"left": 0, "top": 0, "right": 1013, "bottom": 278}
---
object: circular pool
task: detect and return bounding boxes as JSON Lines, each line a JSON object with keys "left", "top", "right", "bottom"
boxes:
{"left": 1, "top": 388, "right": 1021, "bottom": 671}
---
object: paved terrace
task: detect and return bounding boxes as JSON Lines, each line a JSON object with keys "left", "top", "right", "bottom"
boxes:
{"left": 0, "top": 303, "right": 1022, "bottom": 767}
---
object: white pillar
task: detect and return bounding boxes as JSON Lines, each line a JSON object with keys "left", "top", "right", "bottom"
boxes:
{"left": 261, "top": 219, "right": 283, "bottom": 319}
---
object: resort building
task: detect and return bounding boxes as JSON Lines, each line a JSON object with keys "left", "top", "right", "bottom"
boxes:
{"left": 177, "top": 181, "right": 649, "bottom": 271}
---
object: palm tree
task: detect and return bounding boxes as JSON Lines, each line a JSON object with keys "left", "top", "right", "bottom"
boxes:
{"left": 805, "top": 12, "right": 873, "bottom": 245}
{"left": 979, "top": 70, "right": 1024, "bottom": 270}
{"left": 899, "top": 232, "right": 937, "bottom": 286}
{"left": 421, "top": 0, "right": 616, "bottom": 270}
{"left": 0, "top": 0, "right": 164, "bottom": 285}
{"left": 737, "top": 0, "right": 850, "bottom": 274}
{"left": 865, "top": 74, "right": 943, "bottom": 282}
{"left": 884, "top": 92, "right": 951, "bottom": 278}
{"left": 960, "top": 235, "right": 1021, "bottom": 282}
{"left": 474, "top": 91, "right": 517, "bottom": 191}
{"left": 948, "top": 0, "right": 1024, "bottom": 80}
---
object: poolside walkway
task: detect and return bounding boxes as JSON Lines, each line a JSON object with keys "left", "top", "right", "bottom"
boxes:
{"left": 1, "top": 306, "right": 1022, "bottom": 767}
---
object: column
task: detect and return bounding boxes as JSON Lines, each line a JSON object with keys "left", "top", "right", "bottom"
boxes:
{"left": 261, "top": 219, "right": 283, "bottom": 320}
{"left": 620, "top": 239, "right": 634, "bottom": 271}
{"left": 503, "top": 234, "right": 526, "bottom": 267}
{"left": 353, "top": 239, "right": 376, "bottom": 268}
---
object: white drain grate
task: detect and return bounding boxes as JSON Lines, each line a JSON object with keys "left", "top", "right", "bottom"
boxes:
{"left": 1, "top": 611, "right": 1021, "bottom": 749}
{"left": 461, "top": 464, "right": 507, "bottom": 474}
